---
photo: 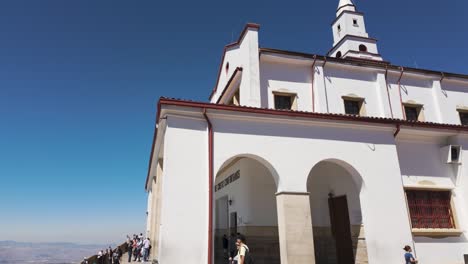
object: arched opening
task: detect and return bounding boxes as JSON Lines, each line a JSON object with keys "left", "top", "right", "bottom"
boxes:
{"left": 214, "top": 156, "right": 280, "bottom": 264}
{"left": 336, "top": 51, "right": 342, "bottom": 58}
{"left": 307, "top": 160, "right": 368, "bottom": 264}
{"left": 359, "top": 44, "right": 367, "bottom": 52}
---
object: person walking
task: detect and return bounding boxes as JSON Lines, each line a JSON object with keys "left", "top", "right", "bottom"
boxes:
{"left": 235, "top": 235, "right": 254, "bottom": 264}
{"left": 403, "top": 245, "right": 418, "bottom": 264}
{"left": 127, "top": 239, "right": 133, "bottom": 263}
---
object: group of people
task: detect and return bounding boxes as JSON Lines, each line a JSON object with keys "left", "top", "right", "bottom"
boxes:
{"left": 81, "top": 246, "right": 123, "bottom": 264}
{"left": 126, "top": 233, "right": 152, "bottom": 262}
{"left": 222, "top": 233, "right": 253, "bottom": 264}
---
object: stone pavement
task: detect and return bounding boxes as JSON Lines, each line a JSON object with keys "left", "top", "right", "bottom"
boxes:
{"left": 120, "top": 252, "right": 152, "bottom": 264}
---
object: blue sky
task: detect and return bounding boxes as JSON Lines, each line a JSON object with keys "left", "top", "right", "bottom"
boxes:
{"left": 0, "top": 0, "right": 466, "bottom": 244}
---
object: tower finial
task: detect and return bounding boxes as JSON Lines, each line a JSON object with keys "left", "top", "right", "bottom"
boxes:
{"left": 337, "top": 0, "right": 356, "bottom": 16}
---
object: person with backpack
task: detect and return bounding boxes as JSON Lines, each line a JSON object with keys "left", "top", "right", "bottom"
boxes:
{"left": 235, "top": 234, "right": 254, "bottom": 264}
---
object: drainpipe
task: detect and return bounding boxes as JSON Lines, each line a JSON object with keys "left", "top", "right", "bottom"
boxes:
{"left": 384, "top": 66, "right": 394, "bottom": 118}
{"left": 440, "top": 72, "right": 445, "bottom": 83}
{"left": 202, "top": 109, "right": 214, "bottom": 264}
{"left": 322, "top": 57, "right": 330, "bottom": 113}
{"left": 311, "top": 55, "right": 318, "bottom": 112}
{"left": 397, "top": 67, "right": 405, "bottom": 120}
{"left": 393, "top": 123, "right": 401, "bottom": 138}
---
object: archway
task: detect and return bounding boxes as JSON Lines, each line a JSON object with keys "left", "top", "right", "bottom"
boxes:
{"left": 214, "top": 155, "right": 280, "bottom": 264}
{"left": 307, "top": 159, "right": 368, "bottom": 264}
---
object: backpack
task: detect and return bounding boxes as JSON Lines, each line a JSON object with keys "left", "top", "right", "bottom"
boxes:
{"left": 242, "top": 245, "right": 255, "bottom": 264}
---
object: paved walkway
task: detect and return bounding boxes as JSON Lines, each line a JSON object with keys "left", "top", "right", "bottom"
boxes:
{"left": 120, "top": 253, "right": 152, "bottom": 264}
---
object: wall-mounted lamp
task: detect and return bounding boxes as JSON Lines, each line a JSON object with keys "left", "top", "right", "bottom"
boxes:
{"left": 228, "top": 199, "right": 233, "bottom": 206}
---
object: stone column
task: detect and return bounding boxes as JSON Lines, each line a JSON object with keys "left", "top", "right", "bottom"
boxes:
{"left": 276, "top": 192, "right": 316, "bottom": 264}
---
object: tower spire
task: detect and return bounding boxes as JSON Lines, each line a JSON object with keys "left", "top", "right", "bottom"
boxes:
{"left": 329, "top": 0, "right": 383, "bottom": 61}
{"left": 337, "top": 0, "right": 356, "bottom": 16}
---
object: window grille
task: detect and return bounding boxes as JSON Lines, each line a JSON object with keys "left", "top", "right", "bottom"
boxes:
{"left": 344, "top": 100, "right": 361, "bottom": 115}
{"left": 459, "top": 111, "right": 468, "bottom": 126}
{"left": 406, "top": 190, "right": 455, "bottom": 229}
{"left": 274, "top": 95, "right": 293, "bottom": 110}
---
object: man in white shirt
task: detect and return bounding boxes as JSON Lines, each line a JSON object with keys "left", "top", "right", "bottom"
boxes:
{"left": 143, "top": 237, "right": 151, "bottom": 261}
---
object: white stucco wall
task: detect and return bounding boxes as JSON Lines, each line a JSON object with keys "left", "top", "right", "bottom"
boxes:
{"left": 210, "top": 27, "right": 260, "bottom": 106}
{"left": 441, "top": 79, "right": 468, "bottom": 125}
{"left": 397, "top": 139, "right": 468, "bottom": 264}
{"left": 157, "top": 116, "right": 209, "bottom": 264}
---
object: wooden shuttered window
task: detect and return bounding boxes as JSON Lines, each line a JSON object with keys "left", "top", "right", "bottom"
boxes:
{"left": 406, "top": 190, "right": 455, "bottom": 229}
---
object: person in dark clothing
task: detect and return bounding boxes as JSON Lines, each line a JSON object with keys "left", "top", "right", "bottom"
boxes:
{"left": 228, "top": 233, "right": 237, "bottom": 263}
{"left": 222, "top": 234, "right": 229, "bottom": 258}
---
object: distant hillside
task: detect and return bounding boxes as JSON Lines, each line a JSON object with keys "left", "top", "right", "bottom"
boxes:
{"left": 0, "top": 240, "right": 111, "bottom": 264}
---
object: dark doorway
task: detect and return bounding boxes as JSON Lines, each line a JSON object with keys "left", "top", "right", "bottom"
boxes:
{"left": 230, "top": 212, "right": 237, "bottom": 235}
{"left": 328, "top": 195, "right": 354, "bottom": 264}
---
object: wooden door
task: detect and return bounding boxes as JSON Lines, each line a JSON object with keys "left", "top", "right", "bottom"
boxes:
{"left": 328, "top": 195, "right": 354, "bottom": 264}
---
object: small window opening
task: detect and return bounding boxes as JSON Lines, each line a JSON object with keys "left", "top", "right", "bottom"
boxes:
{"left": 274, "top": 94, "right": 295, "bottom": 110}
{"left": 343, "top": 99, "right": 363, "bottom": 116}
{"left": 459, "top": 111, "right": 468, "bottom": 126}
{"left": 451, "top": 146, "right": 460, "bottom": 162}
{"left": 336, "top": 51, "right": 342, "bottom": 58}
{"left": 359, "top": 44, "right": 368, "bottom": 52}
{"left": 337, "top": 24, "right": 341, "bottom": 32}
{"left": 225, "top": 62, "right": 230, "bottom": 74}
{"left": 353, "top": 19, "right": 358, "bottom": 26}
{"left": 404, "top": 105, "right": 423, "bottom": 121}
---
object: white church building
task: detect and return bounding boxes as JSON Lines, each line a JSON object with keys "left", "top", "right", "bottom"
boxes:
{"left": 144, "top": 1, "right": 468, "bottom": 263}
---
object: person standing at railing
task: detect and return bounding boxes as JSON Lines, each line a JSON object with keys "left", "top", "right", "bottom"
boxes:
{"left": 143, "top": 237, "right": 151, "bottom": 262}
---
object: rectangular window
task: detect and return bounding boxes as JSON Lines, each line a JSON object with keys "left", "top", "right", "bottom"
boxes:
{"left": 459, "top": 111, "right": 468, "bottom": 126}
{"left": 404, "top": 105, "right": 422, "bottom": 121}
{"left": 344, "top": 99, "right": 361, "bottom": 115}
{"left": 274, "top": 94, "right": 294, "bottom": 110}
{"left": 406, "top": 190, "right": 455, "bottom": 229}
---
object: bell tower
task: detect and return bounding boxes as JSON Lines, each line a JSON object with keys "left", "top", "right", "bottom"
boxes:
{"left": 328, "top": 0, "right": 383, "bottom": 61}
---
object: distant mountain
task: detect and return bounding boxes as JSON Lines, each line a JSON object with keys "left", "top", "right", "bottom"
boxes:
{"left": 0, "top": 241, "right": 111, "bottom": 264}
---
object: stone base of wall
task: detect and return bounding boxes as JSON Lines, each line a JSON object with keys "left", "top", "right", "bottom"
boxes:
{"left": 313, "top": 225, "right": 368, "bottom": 264}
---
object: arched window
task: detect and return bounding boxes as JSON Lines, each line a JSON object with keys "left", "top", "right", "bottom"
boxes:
{"left": 336, "top": 51, "right": 342, "bottom": 58}
{"left": 359, "top": 44, "right": 367, "bottom": 52}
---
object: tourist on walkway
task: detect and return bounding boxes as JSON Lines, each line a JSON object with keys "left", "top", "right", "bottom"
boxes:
{"left": 97, "top": 250, "right": 103, "bottom": 264}
{"left": 403, "top": 245, "right": 418, "bottom": 264}
{"left": 236, "top": 235, "right": 253, "bottom": 264}
{"left": 113, "top": 249, "right": 121, "bottom": 264}
{"left": 143, "top": 237, "right": 151, "bottom": 261}
{"left": 222, "top": 234, "right": 229, "bottom": 258}
{"left": 127, "top": 239, "right": 133, "bottom": 262}
{"left": 228, "top": 233, "right": 237, "bottom": 264}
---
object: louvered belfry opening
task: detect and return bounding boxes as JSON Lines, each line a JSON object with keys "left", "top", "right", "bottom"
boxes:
{"left": 406, "top": 190, "right": 455, "bottom": 229}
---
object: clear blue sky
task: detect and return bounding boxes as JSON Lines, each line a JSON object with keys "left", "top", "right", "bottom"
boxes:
{"left": 0, "top": 0, "right": 466, "bottom": 244}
